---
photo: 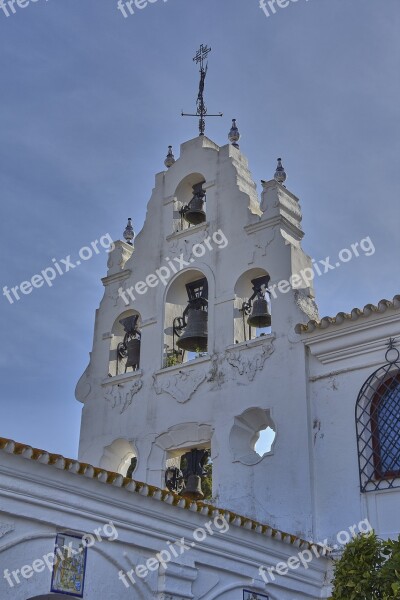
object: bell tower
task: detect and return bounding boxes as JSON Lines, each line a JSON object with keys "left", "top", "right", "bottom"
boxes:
{"left": 76, "top": 48, "right": 319, "bottom": 538}
{"left": 75, "top": 126, "right": 319, "bottom": 537}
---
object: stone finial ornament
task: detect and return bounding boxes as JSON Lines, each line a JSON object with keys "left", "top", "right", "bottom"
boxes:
{"left": 274, "top": 157, "right": 287, "bottom": 184}
{"left": 123, "top": 218, "right": 134, "bottom": 246}
{"left": 228, "top": 119, "right": 241, "bottom": 148}
{"left": 164, "top": 146, "right": 176, "bottom": 168}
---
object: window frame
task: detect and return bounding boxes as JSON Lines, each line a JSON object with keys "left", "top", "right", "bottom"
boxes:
{"left": 355, "top": 350, "right": 400, "bottom": 493}
{"left": 370, "top": 373, "right": 400, "bottom": 480}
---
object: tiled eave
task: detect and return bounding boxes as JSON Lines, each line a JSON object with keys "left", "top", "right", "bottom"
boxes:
{"left": 0, "top": 436, "right": 326, "bottom": 554}
{"left": 295, "top": 295, "right": 400, "bottom": 334}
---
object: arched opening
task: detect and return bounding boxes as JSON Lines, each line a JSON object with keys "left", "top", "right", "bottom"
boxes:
{"left": 164, "top": 269, "right": 209, "bottom": 367}
{"left": 100, "top": 438, "right": 137, "bottom": 477}
{"left": 108, "top": 309, "right": 141, "bottom": 377}
{"left": 234, "top": 268, "right": 271, "bottom": 344}
{"left": 356, "top": 349, "right": 400, "bottom": 492}
{"left": 165, "top": 445, "right": 213, "bottom": 501}
{"left": 173, "top": 173, "right": 207, "bottom": 233}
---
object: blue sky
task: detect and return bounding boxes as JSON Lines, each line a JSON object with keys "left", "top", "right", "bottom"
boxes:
{"left": 0, "top": 0, "right": 399, "bottom": 458}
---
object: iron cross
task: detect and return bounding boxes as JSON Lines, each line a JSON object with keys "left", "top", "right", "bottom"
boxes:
{"left": 182, "top": 45, "right": 223, "bottom": 136}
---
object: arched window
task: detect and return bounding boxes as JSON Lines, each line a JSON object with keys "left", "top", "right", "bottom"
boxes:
{"left": 371, "top": 373, "right": 400, "bottom": 479}
{"left": 356, "top": 345, "right": 400, "bottom": 492}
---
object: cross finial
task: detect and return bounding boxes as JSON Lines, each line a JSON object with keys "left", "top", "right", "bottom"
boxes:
{"left": 193, "top": 44, "right": 211, "bottom": 67}
{"left": 182, "top": 45, "right": 223, "bottom": 137}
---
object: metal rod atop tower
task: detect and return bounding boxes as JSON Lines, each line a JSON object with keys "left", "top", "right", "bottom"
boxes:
{"left": 182, "top": 44, "right": 223, "bottom": 136}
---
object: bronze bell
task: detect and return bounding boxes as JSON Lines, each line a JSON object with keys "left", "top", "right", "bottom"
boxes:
{"left": 182, "top": 474, "right": 204, "bottom": 500}
{"left": 183, "top": 182, "right": 206, "bottom": 226}
{"left": 247, "top": 297, "right": 271, "bottom": 328}
{"left": 184, "top": 196, "right": 206, "bottom": 226}
{"left": 126, "top": 338, "right": 141, "bottom": 371}
{"left": 177, "top": 308, "right": 208, "bottom": 352}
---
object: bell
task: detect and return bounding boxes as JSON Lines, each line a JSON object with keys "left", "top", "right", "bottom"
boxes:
{"left": 126, "top": 338, "right": 141, "bottom": 371}
{"left": 182, "top": 474, "right": 204, "bottom": 500}
{"left": 184, "top": 195, "right": 206, "bottom": 226}
{"left": 247, "top": 297, "right": 271, "bottom": 328}
{"left": 177, "top": 308, "right": 208, "bottom": 352}
{"left": 183, "top": 182, "right": 206, "bottom": 226}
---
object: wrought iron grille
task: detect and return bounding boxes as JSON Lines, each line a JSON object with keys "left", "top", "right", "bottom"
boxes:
{"left": 356, "top": 346, "right": 400, "bottom": 492}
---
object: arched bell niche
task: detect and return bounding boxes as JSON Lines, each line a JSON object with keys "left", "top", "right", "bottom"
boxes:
{"left": 173, "top": 173, "right": 207, "bottom": 233}
{"left": 108, "top": 309, "right": 141, "bottom": 376}
{"left": 163, "top": 268, "right": 209, "bottom": 366}
{"left": 234, "top": 268, "right": 272, "bottom": 344}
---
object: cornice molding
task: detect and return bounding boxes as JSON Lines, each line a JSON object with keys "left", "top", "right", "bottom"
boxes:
{"left": 101, "top": 270, "right": 132, "bottom": 287}
{"left": 303, "top": 314, "right": 400, "bottom": 366}
{"left": 244, "top": 215, "right": 303, "bottom": 240}
{"left": 166, "top": 221, "right": 210, "bottom": 242}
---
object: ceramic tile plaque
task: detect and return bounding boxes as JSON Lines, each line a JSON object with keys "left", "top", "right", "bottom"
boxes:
{"left": 50, "top": 533, "right": 87, "bottom": 597}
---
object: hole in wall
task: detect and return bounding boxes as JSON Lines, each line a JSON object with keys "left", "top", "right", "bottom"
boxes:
{"left": 230, "top": 407, "right": 276, "bottom": 465}
{"left": 254, "top": 427, "right": 276, "bottom": 457}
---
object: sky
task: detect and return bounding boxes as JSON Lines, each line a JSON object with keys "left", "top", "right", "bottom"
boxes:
{"left": 0, "top": 0, "right": 399, "bottom": 459}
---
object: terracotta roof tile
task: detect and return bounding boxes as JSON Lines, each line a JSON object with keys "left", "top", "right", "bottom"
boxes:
{"left": 295, "top": 295, "right": 400, "bottom": 334}
{"left": 0, "top": 436, "right": 326, "bottom": 554}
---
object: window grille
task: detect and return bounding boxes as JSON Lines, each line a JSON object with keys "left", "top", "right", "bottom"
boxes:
{"left": 356, "top": 342, "right": 400, "bottom": 492}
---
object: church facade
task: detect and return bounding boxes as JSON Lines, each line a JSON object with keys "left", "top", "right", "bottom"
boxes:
{"left": 0, "top": 129, "right": 399, "bottom": 600}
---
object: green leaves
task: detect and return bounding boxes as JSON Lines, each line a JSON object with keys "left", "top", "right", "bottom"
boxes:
{"left": 330, "top": 532, "right": 400, "bottom": 600}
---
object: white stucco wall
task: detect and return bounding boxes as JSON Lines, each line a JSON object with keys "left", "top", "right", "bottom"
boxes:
{"left": 0, "top": 450, "right": 331, "bottom": 600}
{"left": 75, "top": 135, "right": 321, "bottom": 539}
{"left": 303, "top": 307, "right": 400, "bottom": 543}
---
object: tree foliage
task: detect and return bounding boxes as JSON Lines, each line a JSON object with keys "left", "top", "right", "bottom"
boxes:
{"left": 330, "top": 532, "right": 400, "bottom": 600}
{"left": 201, "top": 462, "right": 213, "bottom": 500}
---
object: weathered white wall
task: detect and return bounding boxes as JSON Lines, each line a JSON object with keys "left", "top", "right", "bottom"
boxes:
{"left": 303, "top": 307, "right": 400, "bottom": 543}
{"left": 0, "top": 451, "right": 331, "bottom": 600}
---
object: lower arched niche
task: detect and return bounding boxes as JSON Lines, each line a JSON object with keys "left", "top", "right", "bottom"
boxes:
{"left": 147, "top": 422, "right": 215, "bottom": 488}
{"left": 100, "top": 438, "right": 137, "bottom": 476}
